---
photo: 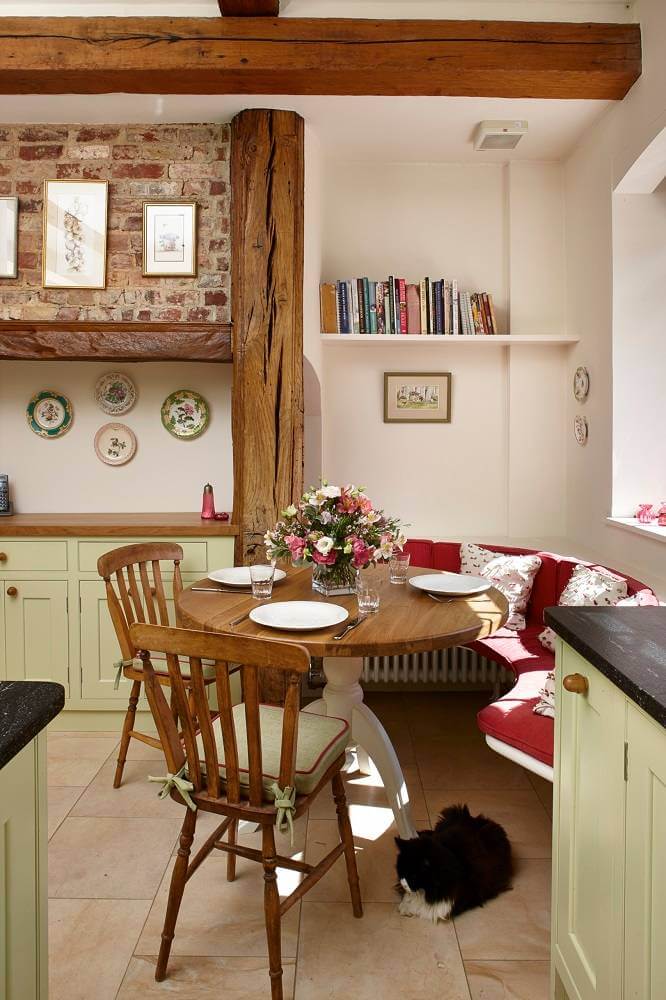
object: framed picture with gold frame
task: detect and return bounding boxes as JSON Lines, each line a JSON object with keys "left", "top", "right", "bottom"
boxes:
{"left": 0, "top": 197, "right": 18, "bottom": 278}
{"left": 384, "top": 371, "right": 452, "bottom": 424}
{"left": 42, "top": 179, "right": 108, "bottom": 289}
{"left": 142, "top": 200, "right": 197, "bottom": 277}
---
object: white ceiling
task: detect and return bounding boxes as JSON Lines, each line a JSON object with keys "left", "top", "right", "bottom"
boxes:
{"left": 0, "top": 93, "right": 611, "bottom": 163}
{"left": 0, "top": 0, "right": 635, "bottom": 19}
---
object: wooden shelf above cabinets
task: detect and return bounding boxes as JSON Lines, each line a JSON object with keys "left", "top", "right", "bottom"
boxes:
{"left": 0, "top": 321, "right": 232, "bottom": 363}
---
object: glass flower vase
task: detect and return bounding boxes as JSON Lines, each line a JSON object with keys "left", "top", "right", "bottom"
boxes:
{"left": 311, "top": 561, "right": 358, "bottom": 597}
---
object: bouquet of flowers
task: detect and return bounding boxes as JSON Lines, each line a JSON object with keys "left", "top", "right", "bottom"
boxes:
{"left": 265, "top": 483, "right": 406, "bottom": 594}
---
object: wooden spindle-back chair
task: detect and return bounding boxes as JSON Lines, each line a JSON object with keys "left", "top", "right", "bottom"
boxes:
{"left": 130, "top": 622, "right": 362, "bottom": 1000}
{"left": 98, "top": 542, "right": 216, "bottom": 789}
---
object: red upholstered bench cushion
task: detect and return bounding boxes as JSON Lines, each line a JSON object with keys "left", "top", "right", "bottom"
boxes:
{"left": 476, "top": 671, "right": 554, "bottom": 767}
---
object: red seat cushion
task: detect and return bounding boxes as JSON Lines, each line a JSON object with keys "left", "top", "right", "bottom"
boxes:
{"left": 466, "top": 626, "right": 554, "bottom": 676}
{"left": 477, "top": 671, "right": 554, "bottom": 767}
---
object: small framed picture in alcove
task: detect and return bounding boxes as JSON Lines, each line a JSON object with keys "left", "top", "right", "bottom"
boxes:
{"left": 384, "top": 371, "right": 452, "bottom": 424}
{"left": 43, "top": 179, "right": 108, "bottom": 289}
{"left": 0, "top": 197, "right": 18, "bottom": 278}
{"left": 143, "top": 200, "right": 197, "bottom": 277}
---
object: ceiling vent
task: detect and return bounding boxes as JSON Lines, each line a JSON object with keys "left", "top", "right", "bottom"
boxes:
{"left": 473, "top": 120, "right": 528, "bottom": 151}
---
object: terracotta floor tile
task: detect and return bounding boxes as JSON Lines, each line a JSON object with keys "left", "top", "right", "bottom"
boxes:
{"left": 71, "top": 759, "right": 185, "bottom": 820}
{"left": 296, "top": 902, "right": 471, "bottom": 1000}
{"left": 305, "top": 818, "right": 401, "bottom": 903}
{"left": 424, "top": 789, "right": 552, "bottom": 860}
{"left": 418, "top": 742, "right": 531, "bottom": 791}
{"left": 123, "top": 737, "right": 166, "bottom": 761}
{"left": 307, "top": 764, "right": 428, "bottom": 822}
{"left": 47, "top": 786, "right": 84, "bottom": 840}
{"left": 49, "top": 898, "right": 150, "bottom": 1000}
{"left": 528, "top": 773, "right": 554, "bottom": 818}
{"left": 182, "top": 812, "right": 308, "bottom": 862}
{"left": 118, "top": 956, "right": 296, "bottom": 999}
{"left": 454, "top": 860, "right": 551, "bottom": 961}
{"left": 465, "top": 960, "right": 550, "bottom": 999}
{"left": 47, "top": 756, "right": 109, "bottom": 788}
{"left": 136, "top": 856, "right": 300, "bottom": 958}
{"left": 48, "top": 816, "right": 181, "bottom": 899}
{"left": 47, "top": 733, "right": 119, "bottom": 762}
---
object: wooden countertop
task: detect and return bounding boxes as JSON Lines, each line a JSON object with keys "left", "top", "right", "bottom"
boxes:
{"left": 0, "top": 512, "right": 239, "bottom": 537}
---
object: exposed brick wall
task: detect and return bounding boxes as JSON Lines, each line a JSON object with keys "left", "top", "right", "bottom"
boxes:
{"left": 0, "top": 123, "right": 230, "bottom": 323}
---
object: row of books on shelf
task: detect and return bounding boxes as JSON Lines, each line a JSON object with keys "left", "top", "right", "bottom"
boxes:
{"left": 320, "top": 278, "right": 500, "bottom": 336}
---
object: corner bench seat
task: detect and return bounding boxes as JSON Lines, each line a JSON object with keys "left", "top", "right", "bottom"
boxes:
{"left": 403, "top": 539, "right": 658, "bottom": 778}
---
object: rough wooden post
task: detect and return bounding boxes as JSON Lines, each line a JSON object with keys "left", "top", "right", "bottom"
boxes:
{"left": 231, "top": 109, "right": 304, "bottom": 701}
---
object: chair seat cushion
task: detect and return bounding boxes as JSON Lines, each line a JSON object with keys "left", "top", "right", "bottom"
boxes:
{"left": 198, "top": 705, "right": 349, "bottom": 797}
{"left": 477, "top": 671, "right": 554, "bottom": 766}
{"left": 466, "top": 626, "right": 554, "bottom": 677}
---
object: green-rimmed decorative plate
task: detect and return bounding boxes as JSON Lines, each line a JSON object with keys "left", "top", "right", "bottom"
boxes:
{"left": 27, "top": 390, "right": 73, "bottom": 438}
{"left": 161, "top": 389, "right": 209, "bottom": 440}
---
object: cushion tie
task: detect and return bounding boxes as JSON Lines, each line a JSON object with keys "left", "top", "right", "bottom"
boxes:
{"left": 148, "top": 764, "right": 197, "bottom": 812}
{"left": 270, "top": 782, "right": 296, "bottom": 845}
{"left": 113, "top": 658, "right": 135, "bottom": 690}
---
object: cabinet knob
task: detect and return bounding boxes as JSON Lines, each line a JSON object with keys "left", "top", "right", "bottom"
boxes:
{"left": 6, "top": 586, "right": 17, "bottom": 597}
{"left": 563, "top": 672, "right": 589, "bottom": 695}
{"left": 0, "top": 552, "right": 7, "bottom": 563}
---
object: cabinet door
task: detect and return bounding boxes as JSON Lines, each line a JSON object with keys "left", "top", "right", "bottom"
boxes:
{"left": 80, "top": 578, "right": 192, "bottom": 701}
{"left": 4, "top": 580, "right": 69, "bottom": 697}
{"left": 552, "top": 643, "right": 626, "bottom": 1000}
{"left": 624, "top": 704, "right": 666, "bottom": 1000}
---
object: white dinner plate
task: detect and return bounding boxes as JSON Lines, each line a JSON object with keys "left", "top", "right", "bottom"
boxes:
{"left": 408, "top": 572, "right": 491, "bottom": 597}
{"left": 208, "top": 566, "right": 287, "bottom": 587}
{"left": 249, "top": 601, "right": 348, "bottom": 631}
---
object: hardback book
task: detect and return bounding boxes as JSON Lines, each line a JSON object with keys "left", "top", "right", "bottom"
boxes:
{"left": 363, "top": 278, "right": 373, "bottom": 333}
{"left": 465, "top": 291, "right": 475, "bottom": 336}
{"left": 434, "top": 279, "right": 443, "bottom": 334}
{"left": 425, "top": 277, "right": 432, "bottom": 334}
{"left": 487, "top": 293, "right": 498, "bottom": 334}
{"left": 376, "top": 281, "right": 386, "bottom": 335}
{"left": 452, "top": 279, "right": 459, "bottom": 335}
{"left": 406, "top": 283, "right": 420, "bottom": 334}
{"left": 383, "top": 282, "right": 392, "bottom": 334}
{"left": 319, "top": 283, "right": 337, "bottom": 334}
{"left": 443, "top": 280, "right": 451, "bottom": 336}
{"left": 419, "top": 279, "right": 428, "bottom": 334}
{"left": 357, "top": 278, "right": 366, "bottom": 333}
{"left": 336, "top": 281, "right": 350, "bottom": 334}
{"left": 368, "top": 280, "right": 378, "bottom": 333}
{"left": 459, "top": 291, "right": 469, "bottom": 337}
{"left": 397, "top": 278, "right": 408, "bottom": 333}
{"left": 481, "top": 293, "right": 492, "bottom": 334}
{"left": 471, "top": 294, "right": 482, "bottom": 335}
{"left": 350, "top": 279, "right": 360, "bottom": 334}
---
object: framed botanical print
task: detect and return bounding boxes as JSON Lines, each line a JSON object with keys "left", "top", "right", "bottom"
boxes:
{"left": 384, "top": 371, "right": 452, "bottom": 424}
{"left": 42, "top": 179, "right": 108, "bottom": 289}
{"left": 0, "top": 196, "right": 18, "bottom": 279}
{"left": 143, "top": 201, "right": 197, "bottom": 277}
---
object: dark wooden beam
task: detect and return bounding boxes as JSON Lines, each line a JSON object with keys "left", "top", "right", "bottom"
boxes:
{"left": 218, "top": 1, "right": 279, "bottom": 14}
{"left": 230, "top": 107, "right": 304, "bottom": 570}
{"left": 0, "top": 321, "right": 232, "bottom": 362}
{"left": 0, "top": 17, "right": 641, "bottom": 99}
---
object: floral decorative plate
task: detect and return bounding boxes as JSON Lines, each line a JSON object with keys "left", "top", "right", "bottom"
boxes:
{"left": 95, "top": 372, "right": 136, "bottom": 415}
{"left": 573, "top": 366, "right": 590, "bottom": 403}
{"left": 161, "top": 390, "right": 209, "bottom": 440}
{"left": 574, "top": 414, "right": 589, "bottom": 446}
{"left": 94, "top": 422, "right": 137, "bottom": 466}
{"left": 27, "top": 390, "right": 73, "bottom": 438}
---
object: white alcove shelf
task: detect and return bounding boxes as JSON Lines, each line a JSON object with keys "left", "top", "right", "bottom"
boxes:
{"left": 321, "top": 334, "right": 579, "bottom": 346}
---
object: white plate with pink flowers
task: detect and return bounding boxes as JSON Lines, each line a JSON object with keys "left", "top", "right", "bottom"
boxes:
{"left": 409, "top": 572, "right": 491, "bottom": 597}
{"left": 249, "top": 601, "right": 348, "bottom": 631}
{"left": 208, "top": 567, "right": 286, "bottom": 588}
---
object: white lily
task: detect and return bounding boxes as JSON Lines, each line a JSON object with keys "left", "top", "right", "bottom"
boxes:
{"left": 315, "top": 536, "right": 335, "bottom": 555}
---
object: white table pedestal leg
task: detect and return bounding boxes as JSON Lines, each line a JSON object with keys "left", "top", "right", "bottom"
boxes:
{"left": 302, "top": 656, "right": 417, "bottom": 840}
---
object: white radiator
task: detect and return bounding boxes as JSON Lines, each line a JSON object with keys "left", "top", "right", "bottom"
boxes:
{"left": 362, "top": 646, "right": 510, "bottom": 691}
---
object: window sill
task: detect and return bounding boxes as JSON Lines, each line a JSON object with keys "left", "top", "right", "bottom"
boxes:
{"left": 606, "top": 517, "right": 666, "bottom": 543}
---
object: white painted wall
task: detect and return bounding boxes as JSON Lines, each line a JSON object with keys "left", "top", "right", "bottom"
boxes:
{"left": 0, "top": 361, "right": 233, "bottom": 514}
{"left": 563, "top": 0, "right": 666, "bottom": 595}
{"left": 320, "top": 158, "right": 569, "bottom": 539}
{"left": 303, "top": 125, "right": 324, "bottom": 489}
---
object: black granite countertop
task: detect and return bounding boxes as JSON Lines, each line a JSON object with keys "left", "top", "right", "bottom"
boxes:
{"left": 545, "top": 606, "right": 666, "bottom": 728}
{"left": 0, "top": 681, "right": 65, "bottom": 769}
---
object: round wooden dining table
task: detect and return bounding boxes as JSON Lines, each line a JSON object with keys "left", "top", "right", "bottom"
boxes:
{"left": 177, "top": 565, "right": 508, "bottom": 839}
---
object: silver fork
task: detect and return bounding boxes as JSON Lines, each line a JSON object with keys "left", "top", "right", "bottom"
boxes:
{"left": 332, "top": 615, "right": 367, "bottom": 640}
{"left": 427, "top": 593, "right": 455, "bottom": 604}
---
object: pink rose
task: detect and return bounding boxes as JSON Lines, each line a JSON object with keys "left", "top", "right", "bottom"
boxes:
{"left": 351, "top": 537, "right": 374, "bottom": 569}
{"left": 285, "top": 533, "right": 307, "bottom": 560}
{"left": 312, "top": 549, "right": 337, "bottom": 566}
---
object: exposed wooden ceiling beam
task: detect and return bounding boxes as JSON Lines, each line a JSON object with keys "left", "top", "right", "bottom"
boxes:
{"left": 218, "top": 1, "right": 279, "bottom": 14}
{"left": 0, "top": 17, "right": 641, "bottom": 99}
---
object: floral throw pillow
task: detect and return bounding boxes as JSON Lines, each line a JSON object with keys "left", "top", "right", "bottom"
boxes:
{"left": 459, "top": 543, "right": 542, "bottom": 631}
{"left": 533, "top": 671, "right": 555, "bottom": 719}
{"left": 538, "top": 564, "right": 629, "bottom": 651}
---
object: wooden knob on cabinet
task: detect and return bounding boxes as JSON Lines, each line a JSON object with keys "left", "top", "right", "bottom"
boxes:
{"left": 563, "top": 672, "right": 589, "bottom": 695}
{"left": 0, "top": 552, "right": 7, "bottom": 562}
{"left": 6, "top": 586, "right": 18, "bottom": 597}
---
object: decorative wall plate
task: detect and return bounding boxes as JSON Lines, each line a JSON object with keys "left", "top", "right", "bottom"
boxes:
{"left": 161, "top": 389, "right": 209, "bottom": 439}
{"left": 94, "top": 422, "right": 137, "bottom": 466}
{"left": 574, "top": 415, "right": 589, "bottom": 446}
{"left": 573, "top": 366, "right": 590, "bottom": 403}
{"left": 27, "top": 390, "right": 73, "bottom": 438}
{"left": 95, "top": 372, "right": 136, "bottom": 415}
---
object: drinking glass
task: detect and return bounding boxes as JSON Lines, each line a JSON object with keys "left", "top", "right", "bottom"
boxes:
{"left": 250, "top": 563, "right": 275, "bottom": 599}
{"left": 389, "top": 551, "right": 411, "bottom": 584}
{"left": 357, "top": 582, "right": 380, "bottom": 615}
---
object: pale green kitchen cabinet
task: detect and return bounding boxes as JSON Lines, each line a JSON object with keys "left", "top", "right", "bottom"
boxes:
{"left": 4, "top": 580, "right": 70, "bottom": 696}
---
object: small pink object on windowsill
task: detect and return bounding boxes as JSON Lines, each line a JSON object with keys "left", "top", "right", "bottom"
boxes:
{"left": 636, "top": 503, "right": 656, "bottom": 524}
{"left": 201, "top": 483, "right": 216, "bottom": 520}
{"left": 657, "top": 502, "right": 666, "bottom": 527}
